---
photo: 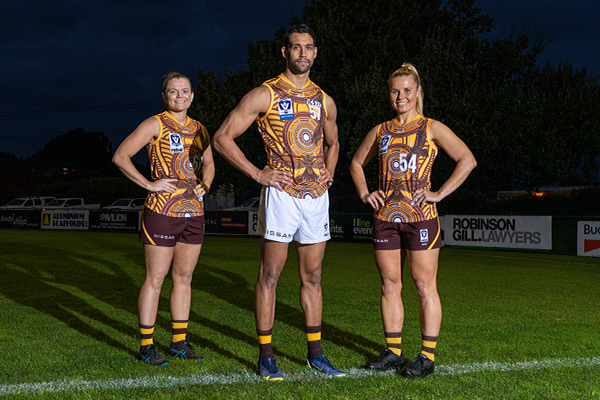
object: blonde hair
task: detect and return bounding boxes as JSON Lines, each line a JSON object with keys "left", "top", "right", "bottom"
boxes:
{"left": 162, "top": 72, "right": 192, "bottom": 94}
{"left": 388, "top": 63, "right": 423, "bottom": 115}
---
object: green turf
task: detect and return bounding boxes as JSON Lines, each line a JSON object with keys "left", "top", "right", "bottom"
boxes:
{"left": 1, "top": 229, "right": 600, "bottom": 399}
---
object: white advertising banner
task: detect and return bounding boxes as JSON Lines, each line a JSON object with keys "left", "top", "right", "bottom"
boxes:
{"left": 41, "top": 210, "right": 90, "bottom": 230}
{"left": 444, "top": 215, "right": 552, "bottom": 250}
{"left": 577, "top": 221, "right": 600, "bottom": 257}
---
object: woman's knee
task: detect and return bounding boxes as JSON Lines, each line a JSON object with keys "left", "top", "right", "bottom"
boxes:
{"left": 413, "top": 277, "right": 438, "bottom": 299}
{"left": 172, "top": 270, "right": 194, "bottom": 286}
{"left": 143, "top": 275, "right": 166, "bottom": 291}
{"left": 381, "top": 275, "right": 402, "bottom": 295}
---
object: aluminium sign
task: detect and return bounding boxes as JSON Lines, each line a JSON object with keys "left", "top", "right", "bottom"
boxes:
{"left": 41, "top": 210, "right": 89, "bottom": 230}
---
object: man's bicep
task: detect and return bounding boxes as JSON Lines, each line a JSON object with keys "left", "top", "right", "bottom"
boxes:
{"left": 223, "top": 86, "right": 271, "bottom": 138}
{"left": 323, "top": 94, "right": 339, "bottom": 145}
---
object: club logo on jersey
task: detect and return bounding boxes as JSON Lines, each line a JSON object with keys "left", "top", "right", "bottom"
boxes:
{"left": 380, "top": 135, "right": 391, "bottom": 154}
{"left": 420, "top": 229, "right": 429, "bottom": 243}
{"left": 278, "top": 99, "right": 294, "bottom": 121}
{"left": 169, "top": 133, "right": 184, "bottom": 153}
{"left": 305, "top": 99, "right": 322, "bottom": 120}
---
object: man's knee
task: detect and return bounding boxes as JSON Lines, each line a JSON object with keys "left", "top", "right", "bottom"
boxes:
{"left": 258, "top": 262, "right": 284, "bottom": 289}
{"left": 300, "top": 266, "right": 322, "bottom": 287}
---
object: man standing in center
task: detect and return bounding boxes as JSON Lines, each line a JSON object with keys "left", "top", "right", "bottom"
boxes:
{"left": 212, "top": 24, "right": 343, "bottom": 380}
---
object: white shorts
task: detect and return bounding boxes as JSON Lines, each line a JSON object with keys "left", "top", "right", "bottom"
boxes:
{"left": 258, "top": 186, "right": 331, "bottom": 244}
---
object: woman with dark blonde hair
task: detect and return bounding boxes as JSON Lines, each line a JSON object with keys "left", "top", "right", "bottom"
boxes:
{"left": 113, "top": 72, "right": 214, "bottom": 366}
{"left": 350, "top": 64, "right": 476, "bottom": 378}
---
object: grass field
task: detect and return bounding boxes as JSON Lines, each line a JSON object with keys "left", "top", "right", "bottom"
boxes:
{"left": 1, "top": 229, "right": 599, "bottom": 399}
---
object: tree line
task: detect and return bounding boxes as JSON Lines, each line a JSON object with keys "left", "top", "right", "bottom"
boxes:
{"left": 190, "top": 0, "right": 600, "bottom": 211}
{"left": 0, "top": 128, "right": 148, "bottom": 206}
{"left": 3, "top": 0, "right": 599, "bottom": 213}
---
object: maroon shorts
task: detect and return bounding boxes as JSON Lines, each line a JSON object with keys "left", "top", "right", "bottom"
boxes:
{"left": 373, "top": 217, "right": 442, "bottom": 251}
{"left": 139, "top": 208, "right": 204, "bottom": 247}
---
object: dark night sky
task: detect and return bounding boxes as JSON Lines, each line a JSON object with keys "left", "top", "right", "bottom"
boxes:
{"left": 1, "top": 0, "right": 598, "bottom": 159}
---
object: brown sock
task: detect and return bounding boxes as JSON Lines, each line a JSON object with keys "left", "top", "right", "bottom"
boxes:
{"left": 306, "top": 325, "right": 324, "bottom": 358}
{"left": 257, "top": 328, "right": 274, "bottom": 359}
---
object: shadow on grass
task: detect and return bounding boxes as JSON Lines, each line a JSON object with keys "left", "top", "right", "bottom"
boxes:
{"left": 1, "top": 243, "right": 140, "bottom": 358}
{"left": 1, "top": 234, "right": 381, "bottom": 370}
{"left": 0, "top": 238, "right": 274, "bottom": 371}
{"left": 196, "top": 265, "right": 383, "bottom": 366}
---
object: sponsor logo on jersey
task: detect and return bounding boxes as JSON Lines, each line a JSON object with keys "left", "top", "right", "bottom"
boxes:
{"left": 420, "top": 229, "right": 429, "bottom": 243}
{"left": 305, "top": 99, "right": 321, "bottom": 107}
{"left": 278, "top": 99, "right": 294, "bottom": 121}
{"left": 305, "top": 99, "right": 322, "bottom": 120}
{"left": 169, "top": 133, "right": 184, "bottom": 153}
{"left": 380, "top": 135, "right": 391, "bottom": 154}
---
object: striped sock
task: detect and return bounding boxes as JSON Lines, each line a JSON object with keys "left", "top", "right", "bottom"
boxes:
{"left": 385, "top": 332, "right": 402, "bottom": 356}
{"left": 421, "top": 335, "right": 438, "bottom": 362}
{"left": 172, "top": 320, "right": 188, "bottom": 344}
{"left": 306, "top": 325, "right": 324, "bottom": 358}
{"left": 257, "top": 328, "right": 274, "bottom": 359}
{"left": 139, "top": 323, "right": 154, "bottom": 347}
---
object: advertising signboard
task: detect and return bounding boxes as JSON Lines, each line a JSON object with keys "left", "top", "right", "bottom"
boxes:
{"left": 204, "top": 211, "right": 249, "bottom": 235}
{"left": 89, "top": 210, "right": 141, "bottom": 232}
{"left": 0, "top": 210, "right": 41, "bottom": 229}
{"left": 329, "top": 213, "right": 373, "bottom": 242}
{"left": 41, "top": 210, "right": 90, "bottom": 230}
{"left": 444, "top": 215, "right": 552, "bottom": 250}
{"left": 577, "top": 221, "right": 600, "bottom": 257}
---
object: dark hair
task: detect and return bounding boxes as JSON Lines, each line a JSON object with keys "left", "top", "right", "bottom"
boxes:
{"left": 162, "top": 72, "right": 192, "bottom": 94}
{"left": 283, "top": 24, "right": 317, "bottom": 48}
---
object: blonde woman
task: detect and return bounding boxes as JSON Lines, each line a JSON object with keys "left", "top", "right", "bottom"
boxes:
{"left": 350, "top": 64, "right": 476, "bottom": 377}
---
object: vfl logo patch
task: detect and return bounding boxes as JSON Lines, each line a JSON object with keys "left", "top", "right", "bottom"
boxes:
{"left": 169, "top": 133, "right": 184, "bottom": 153}
{"left": 420, "top": 229, "right": 429, "bottom": 243}
{"left": 278, "top": 99, "right": 294, "bottom": 121}
{"left": 380, "top": 135, "right": 391, "bottom": 154}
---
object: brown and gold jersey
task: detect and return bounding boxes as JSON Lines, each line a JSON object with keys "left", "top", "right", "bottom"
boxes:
{"left": 375, "top": 115, "right": 438, "bottom": 223}
{"left": 256, "top": 74, "right": 329, "bottom": 199}
{"left": 145, "top": 112, "right": 210, "bottom": 217}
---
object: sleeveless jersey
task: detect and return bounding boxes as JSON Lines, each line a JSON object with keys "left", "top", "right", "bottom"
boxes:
{"left": 375, "top": 115, "right": 438, "bottom": 223}
{"left": 255, "top": 74, "right": 328, "bottom": 199}
{"left": 145, "top": 111, "right": 210, "bottom": 217}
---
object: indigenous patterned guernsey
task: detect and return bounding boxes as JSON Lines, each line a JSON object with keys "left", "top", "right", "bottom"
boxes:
{"left": 376, "top": 115, "right": 438, "bottom": 223}
{"left": 256, "top": 74, "right": 329, "bottom": 199}
{"left": 145, "top": 111, "right": 210, "bottom": 217}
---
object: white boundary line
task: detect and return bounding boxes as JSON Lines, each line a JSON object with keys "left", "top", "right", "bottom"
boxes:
{"left": 2, "top": 357, "right": 599, "bottom": 395}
